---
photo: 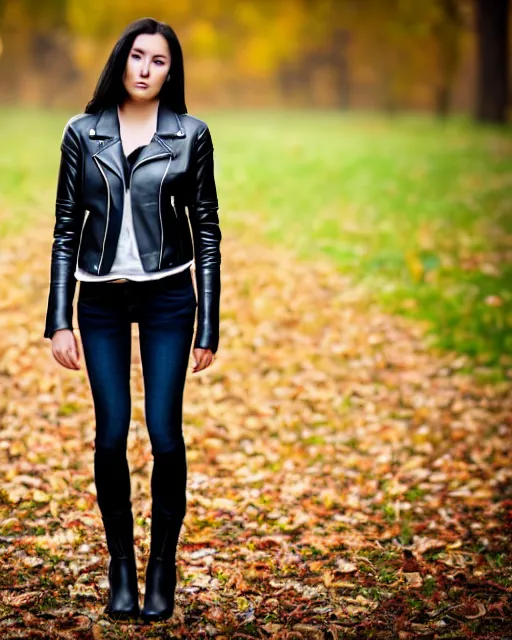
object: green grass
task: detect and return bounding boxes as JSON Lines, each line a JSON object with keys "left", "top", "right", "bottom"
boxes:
{"left": 1, "top": 107, "right": 511, "bottom": 374}
{"left": 212, "top": 109, "right": 512, "bottom": 377}
{"left": 0, "top": 108, "right": 69, "bottom": 236}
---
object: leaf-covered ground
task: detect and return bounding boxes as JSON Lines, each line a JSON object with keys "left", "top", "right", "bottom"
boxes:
{"left": 0, "top": 222, "right": 511, "bottom": 639}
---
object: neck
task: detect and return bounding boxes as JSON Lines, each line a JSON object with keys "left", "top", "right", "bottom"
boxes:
{"left": 118, "top": 98, "right": 159, "bottom": 122}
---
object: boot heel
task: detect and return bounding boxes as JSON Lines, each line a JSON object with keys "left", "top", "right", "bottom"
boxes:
{"left": 141, "top": 514, "right": 183, "bottom": 622}
{"left": 141, "top": 558, "right": 177, "bottom": 622}
{"left": 102, "top": 513, "right": 140, "bottom": 619}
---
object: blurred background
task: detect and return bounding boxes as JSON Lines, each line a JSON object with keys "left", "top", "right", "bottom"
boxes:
{"left": 0, "top": 0, "right": 509, "bottom": 118}
{"left": 0, "top": 0, "right": 511, "bottom": 375}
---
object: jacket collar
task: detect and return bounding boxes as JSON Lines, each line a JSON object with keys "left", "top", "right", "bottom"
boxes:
{"left": 90, "top": 102, "right": 185, "bottom": 183}
{"left": 91, "top": 102, "right": 186, "bottom": 139}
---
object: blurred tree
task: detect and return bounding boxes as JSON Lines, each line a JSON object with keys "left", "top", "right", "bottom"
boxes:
{"left": 288, "top": 0, "right": 467, "bottom": 113}
{"left": 275, "top": 0, "right": 356, "bottom": 108}
{"left": 0, "top": 0, "right": 505, "bottom": 114}
{"left": 0, "top": 0, "right": 75, "bottom": 104}
{"left": 474, "top": 0, "right": 509, "bottom": 123}
{"left": 432, "top": 0, "right": 464, "bottom": 117}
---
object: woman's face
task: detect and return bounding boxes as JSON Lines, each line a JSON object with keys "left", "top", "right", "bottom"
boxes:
{"left": 122, "top": 33, "right": 171, "bottom": 102}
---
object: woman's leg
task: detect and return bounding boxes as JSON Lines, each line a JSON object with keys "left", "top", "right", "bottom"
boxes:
{"left": 137, "top": 271, "right": 196, "bottom": 620}
{"left": 77, "top": 285, "right": 139, "bottom": 618}
{"left": 78, "top": 287, "right": 133, "bottom": 517}
{"left": 138, "top": 272, "right": 196, "bottom": 516}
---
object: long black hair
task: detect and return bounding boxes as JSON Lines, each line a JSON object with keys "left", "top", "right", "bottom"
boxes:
{"left": 85, "top": 17, "right": 187, "bottom": 114}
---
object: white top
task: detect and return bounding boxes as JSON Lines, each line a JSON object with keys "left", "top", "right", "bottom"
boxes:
{"left": 74, "top": 187, "right": 193, "bottom": 282}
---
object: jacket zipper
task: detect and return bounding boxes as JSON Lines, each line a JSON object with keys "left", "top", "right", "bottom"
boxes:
{"left": 93, "top": 157, "right": 110, "bottom": 274}
{"left": 76, "top": 209, "right": 90, "bottom": 266}
{"left": 129, "top": 153, "right": 172, "bottom": 269}
{"left": 185, "top": 205, "right": 195, "bottom": 261}
{"left": 158, "top": 158, "right": 173, "bottom": 268}
{"left": 94, "top": 151, "right": 172, "bottom": 274}
{"left": 128, "top": 153, "right": 170, "bottom": 189}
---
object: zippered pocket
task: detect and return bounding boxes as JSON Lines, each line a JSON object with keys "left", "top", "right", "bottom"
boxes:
{"left": 185, "top": 204, "right": 194, "bottom": 261}
{"left": 76, "top": 209, "right": 90, "bottom": 265}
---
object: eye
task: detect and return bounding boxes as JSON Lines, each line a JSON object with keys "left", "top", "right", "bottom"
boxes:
{"left": 154, "top": 59, "right": 165, "bottom": 65}
{"left": 131, "top": 53, "right": 141, "bottom": 60}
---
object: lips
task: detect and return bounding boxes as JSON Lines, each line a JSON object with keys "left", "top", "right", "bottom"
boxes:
{"left": 135, "top": 82, "right": 148, "bottom": 88}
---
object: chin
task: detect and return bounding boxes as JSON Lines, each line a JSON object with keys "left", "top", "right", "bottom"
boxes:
{"left": 128, "top": 91, "right": 159, "bottom": 102}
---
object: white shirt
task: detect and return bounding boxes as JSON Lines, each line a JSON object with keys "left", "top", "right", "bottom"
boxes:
{"left": 74, "top": 187, "right": 193, "bottom": 282}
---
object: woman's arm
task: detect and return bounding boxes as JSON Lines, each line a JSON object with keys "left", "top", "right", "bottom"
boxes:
{"left": 188, "top": 123, "right": 222, "bottom": 355}
{"left": 44, "top": 121, "right": 84, "bottom": 340}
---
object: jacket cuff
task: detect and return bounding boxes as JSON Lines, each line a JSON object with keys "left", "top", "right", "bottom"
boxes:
{"left": 193, "top": 267, "right": 220, "bottom": 354}
{"left": 44, "top": 281, "right": 76, "bottom": 339}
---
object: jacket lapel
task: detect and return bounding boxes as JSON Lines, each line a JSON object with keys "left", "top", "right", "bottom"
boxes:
{"left": 89, "top": 102, "right": 186, "bottom": 184}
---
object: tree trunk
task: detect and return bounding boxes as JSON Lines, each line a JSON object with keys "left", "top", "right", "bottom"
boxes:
{"left": 434, "top": 0, "right": 462, "bottom": 118}
{"left": 474, "top": 0, "right": 509, "bottom": 123}
{"left": 333, "top": 29, "right": 351, "bottom": 110}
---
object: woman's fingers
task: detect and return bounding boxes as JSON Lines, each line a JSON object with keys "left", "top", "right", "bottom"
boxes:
{"left": 54, "top": 347, "right": 74, "bottom": 370}
{"left": 51, "top": 330, "right": 80, "bottom": 370}
{"left": 53, "top": 348, "right": 69, "bottom": 369}
{"left": 193, "top": 352, "right": 207, "bottom": 372}
{"left": 192, "top": 348, "right": 215, "bottom": 373}
{"left": 66, "top": 350, "right": 80, "bottom": 370}
{"left": 68, "top": 338, "right": 80, "bottom": 369}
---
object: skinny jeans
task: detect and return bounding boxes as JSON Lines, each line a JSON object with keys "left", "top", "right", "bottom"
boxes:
{"left": 77, "top": 268, "right": 197, "bottom": 522}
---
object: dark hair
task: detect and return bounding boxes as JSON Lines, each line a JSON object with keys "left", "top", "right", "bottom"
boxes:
{"left": 84, "top": 17, "right": 187, "bottom": 114}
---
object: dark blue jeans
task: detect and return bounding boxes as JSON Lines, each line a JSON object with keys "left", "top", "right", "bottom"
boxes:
{"left": 77, "top": 268, "right": 197, "bottom": 521}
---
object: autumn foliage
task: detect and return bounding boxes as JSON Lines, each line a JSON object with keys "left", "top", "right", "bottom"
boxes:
{"left": 0, "top": 212, "right": 510, "bottom": 637}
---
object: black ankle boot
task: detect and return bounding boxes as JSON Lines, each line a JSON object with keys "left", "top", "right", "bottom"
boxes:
{"left": 102, "top": 512, "right": 140, "bottom": 619}
{"left": 141, "top": 513, "right": 183, "bottom": 622}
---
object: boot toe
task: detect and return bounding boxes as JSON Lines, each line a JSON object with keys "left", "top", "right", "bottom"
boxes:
{"left": 106, "top": 605, "right": 140, "bottom": 620}
{"left": 141, "top": 558, "right": 177, "bottom": 621}
{"left": 141, "top": 609, "right": 173, "bottom": 622}
{"left": 104, "top": 557, "right": 140, "bottom": 619}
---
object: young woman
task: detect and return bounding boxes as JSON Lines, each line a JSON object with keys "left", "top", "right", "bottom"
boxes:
{"left": 43, "top": 17, "right": 221, "bottom": 622}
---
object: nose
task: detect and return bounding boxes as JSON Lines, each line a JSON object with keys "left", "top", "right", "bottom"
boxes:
{"left": 141, "top": 59, "right": 150, "bottom": 77}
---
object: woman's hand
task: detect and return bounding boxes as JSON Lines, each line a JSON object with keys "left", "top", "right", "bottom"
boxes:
{"left": 192, "top": 347, "right": 215, "bottom": 373}
{"left": 51, "top": 329, "right": 81, "bottom": 370}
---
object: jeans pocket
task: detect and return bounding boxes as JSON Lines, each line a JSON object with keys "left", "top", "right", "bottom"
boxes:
{"left": 78, "top": 283, "right": 106, "bottom": 304}
{"left": 157, "top": 281, "right": 197, "bottom": 311}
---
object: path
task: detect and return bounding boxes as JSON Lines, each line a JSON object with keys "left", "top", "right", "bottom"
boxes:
{"left": 0, "top": 222, "right": 510, "bottom": 639}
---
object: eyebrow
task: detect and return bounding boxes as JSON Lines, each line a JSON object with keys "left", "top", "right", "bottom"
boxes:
{"left": 132, "top": 47, "right": 168, "bottom": 59}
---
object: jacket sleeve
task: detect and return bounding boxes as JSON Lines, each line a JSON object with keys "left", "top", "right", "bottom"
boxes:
{"left": 188, "top": 124, "right": 222, "bottom": 354}
{"left": 44, "top": 122, "right": 84, "bottom": 339}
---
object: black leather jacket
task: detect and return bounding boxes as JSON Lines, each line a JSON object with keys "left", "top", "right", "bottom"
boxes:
{"left": 44, "top": 103, "right": 221, "bottom": 353}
